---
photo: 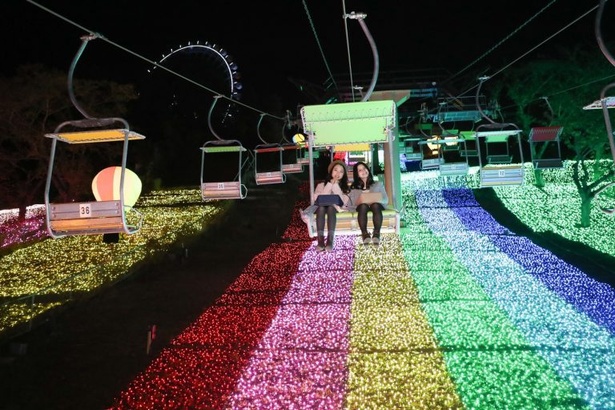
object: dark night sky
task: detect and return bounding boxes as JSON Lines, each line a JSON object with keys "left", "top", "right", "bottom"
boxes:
{"left": 1, "top": 0, "right": 611, "bottom": 112}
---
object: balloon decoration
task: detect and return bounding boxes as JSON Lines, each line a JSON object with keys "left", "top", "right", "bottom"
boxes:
{"left": 92, "top": 166, "right": 142, "bottom": 207}
{"left": 292, "top": 133, "right": 306, "bottom": 145}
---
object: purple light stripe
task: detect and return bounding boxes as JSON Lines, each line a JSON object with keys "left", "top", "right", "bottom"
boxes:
{"left": 442, "top": 189, "right": 615, "bottom": 335}
{"left": 225, "top": 236, "right": 355, "bottom": 409}
{"left": 283, "top": 270, "right": 354, "bottom": 304}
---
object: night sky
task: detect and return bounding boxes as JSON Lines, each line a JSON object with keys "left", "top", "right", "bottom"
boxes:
{"left": 1, "top": 0, "right": 611, "bottom": 117}
{"left": 0, "top": 0, "right": 613, "bottom": 188}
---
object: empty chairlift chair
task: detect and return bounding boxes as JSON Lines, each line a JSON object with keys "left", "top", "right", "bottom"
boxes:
{"left": 200, "top": 96, "right": 249, "bottom": 200}
{"left": 253, "top": 114, "right": 286, "bottom": 185}
{"left": 44, "top": 34, "right": 146, "bottom": 239}
{"left": 200, "top": 140, "right": 249, "bottom": 200}
{"left": 289, "top": 130, "right": 311, "bottom": 165}
{"left": 529, "top": 126, "right": 564, "bottom": 169}
{"left": 281, "top": 142, "right": 304, "bottom": 174}
{"left": 280, "top": 128, "right": 304, "bottom": 174}
{"left": 459, "top": 130, "right": 479, "bottom": 159}
{"left": 45, "top": 119, "right": 146, "bottom": 239}
{"left": 475, "top": 122, "right": 525, "bottom": 187}
{"left": 279, "top": 113, "right": 305, "bottom": 174}
{"left": 418, "top": 135, "right": 443, "bottom": 171}
{"left": 437, "top": 130, "right": 470, "bottom": 177}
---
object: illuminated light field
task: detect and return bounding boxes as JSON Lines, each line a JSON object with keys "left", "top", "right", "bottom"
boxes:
{"left": 0, "top": 189, "right": 228, "bottom": 338}
{"left": 491, "top": 161, "right": 615, "bottom": 256}
{"left": 2, "top": 168, "right": 615, "bottom": 408}
{"left": 106, "top": 174, "right": 614, "bottom": 409}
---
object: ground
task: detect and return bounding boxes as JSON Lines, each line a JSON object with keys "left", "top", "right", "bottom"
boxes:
{"left": 0, "top": 176, "right": 613, "bottom": 410}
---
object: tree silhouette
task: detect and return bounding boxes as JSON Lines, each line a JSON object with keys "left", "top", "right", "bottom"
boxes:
{"left": 0, "top": 64, "right": 137, "bottom": 220}
{"left": 493, "top": 46, "right": 615, "bottom": 227}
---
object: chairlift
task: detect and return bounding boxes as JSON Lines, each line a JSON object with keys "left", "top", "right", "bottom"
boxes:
{"left": 300, "top": 100, "right": 401, "bottom": 237}
{"left": 289, "top": 132, "right": 310, "bottom": 165}
{"left": 459, "top": 130, "right": 479, "bottom": 159}
{"left": 434, "top": 115, "right": 469, "bottom": 176}
{"left": 581, "top": 0, "right": 615, "bottom": 214}
{"left": 44, "top": 34, "right": 146, "bottom": 239}
{"left": 474, "top": 77, "right": 525, "bottom": 187}
{"left": 526, "top": 97, "right": 563, "bottom": 169}
{"left": 415, "top": 103, "right": 441, "bottom": 170}
{"left": 400, "top": 117, "right": 422, "bottom": 163}
{"left": 253, "top": 114, "right": 286, "bottom": 185}
{"left": 529, "top": 126, "right": 564, "bottom": 169}
{"left": 200, "top": 95, "right": 249, "bottom": 200}
{"left": 279, "top": 113, "right": 304, "bottom": 174}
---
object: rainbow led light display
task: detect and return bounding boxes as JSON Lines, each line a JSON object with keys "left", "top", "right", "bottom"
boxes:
{"left": 2, "top": 168, "right": 615, "bottom": 409}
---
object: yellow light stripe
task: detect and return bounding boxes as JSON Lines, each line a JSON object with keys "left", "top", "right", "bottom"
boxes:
{"left": 346, "top": 234, "right": 463, "bottom": 409}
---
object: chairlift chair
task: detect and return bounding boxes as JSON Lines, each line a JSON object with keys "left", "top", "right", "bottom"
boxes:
{"left": 476, "top": 123, "right": 525, "bottom": 187}
{"left": 529, "top": 126, "right": 564, "bottom": 169}
{"left": 401, "top": 136, "right": 423, "bottom": 161}
{"left": 253, "top": 114, "right": 286, "bottom": 185}
{"left": 296, "top": 145, "right": 310, "bottom": 165}
{"left": 280, "top": 125, "right": 304, "bottom": 174}
{"left": 433, "top": 124, "right": 469, "bottom": 176}
{"left": 279, "top": 114, "right": 305, "bottom": 174}
{"left": 418, "top": 136, "right": 443, "bottom": 171}
{"left": 472, "top": 76, "right": 525, "bottom": 187}
{"left": 459, "top": 130, "right": 479, "bottom": 158}
{"left": 200, "top": 140, "right": 249, "bottom": 200}
{"left": 281, "top": 143, "right": 304, "bottom": 174}
{"left": 438, "top": 130, "right": 470, "bottom": 177}
{"left": 200, "top": 96, "right": 249, "bottom": 201}
{"left": 300, "top": 100, "right": 401, "bottom": 238}
{"left": 44, "top": 34, "right": 146, "bottom": 239}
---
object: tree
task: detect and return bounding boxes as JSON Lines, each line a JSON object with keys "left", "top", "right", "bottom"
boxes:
{"left": 492, "top": 45, "right": 615, "bottom": 227}
{"left": 0, "top": 64, "right": 138, "bottom": 220}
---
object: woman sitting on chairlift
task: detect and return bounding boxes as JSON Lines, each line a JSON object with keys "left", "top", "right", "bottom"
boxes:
{"left": 312, "top": 160, "right": 351, "bottom": 252}
{"left": 349, "top": 161, "right": 388, "bottom": 245}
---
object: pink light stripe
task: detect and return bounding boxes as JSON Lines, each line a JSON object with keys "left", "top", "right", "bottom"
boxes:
{"left": 225, "top": 236, "right": 356, "bottom": 409}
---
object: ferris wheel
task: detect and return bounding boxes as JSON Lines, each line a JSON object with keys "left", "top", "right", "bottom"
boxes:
{"left": 147, "top": 41, "right": 242, "bottom": 125}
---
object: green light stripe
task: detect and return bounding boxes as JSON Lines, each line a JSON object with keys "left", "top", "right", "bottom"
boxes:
{"left": 399, "top": 194, "right": 587, "bottom": 409}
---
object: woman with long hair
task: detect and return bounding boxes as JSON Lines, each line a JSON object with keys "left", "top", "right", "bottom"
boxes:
{"left": 349, "top": 161, "right": 388, "bottom": 245}
{"left": 312, "top": 160, "right": 351, "bottom": 251}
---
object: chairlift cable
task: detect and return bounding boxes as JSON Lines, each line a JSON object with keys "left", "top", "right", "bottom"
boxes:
{"left": 26, "top": 0, "right": 285, "bottom": 122}
{"left": 454, "top": 4, "right": 600, "bottom": 100}
{"left": 341, "top": 0, "right": 356, "bottom": 102}
{"left": 447, "top": 0, "right": 560, "bottom": 85}
{"left": 496, "top": 73, "right": 615, "bottom": 114}
{"left": 301, "top": 0, "right": 339, "bottom": 97}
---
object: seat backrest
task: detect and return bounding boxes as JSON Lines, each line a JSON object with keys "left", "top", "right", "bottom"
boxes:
{"left": 529, "top": 126, "right": 563, "bottom": 142}
{"left": 201, "top": 181, "right": 245, "bottom": 200}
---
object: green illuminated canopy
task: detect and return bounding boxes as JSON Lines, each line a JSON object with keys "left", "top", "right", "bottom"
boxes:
{"left": 300, "top": 100, "right": 397, "bottom": 146}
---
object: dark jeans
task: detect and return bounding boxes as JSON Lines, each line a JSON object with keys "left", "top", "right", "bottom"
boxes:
{"left": 356, "top": 203, "right": 384, "bottom": 234}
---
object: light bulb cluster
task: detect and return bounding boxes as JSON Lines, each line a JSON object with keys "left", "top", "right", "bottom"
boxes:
{"left": 0, "top": 205, "right": 47, "bottom": 249}
{"left": 401, "top": 175, "right": 615, "bottom": 409}
{"left": 2, "top": 169, "right": 615, "bottom": 408}
{"left": 0, "top": 189, "right": 226, "bottom": 337}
